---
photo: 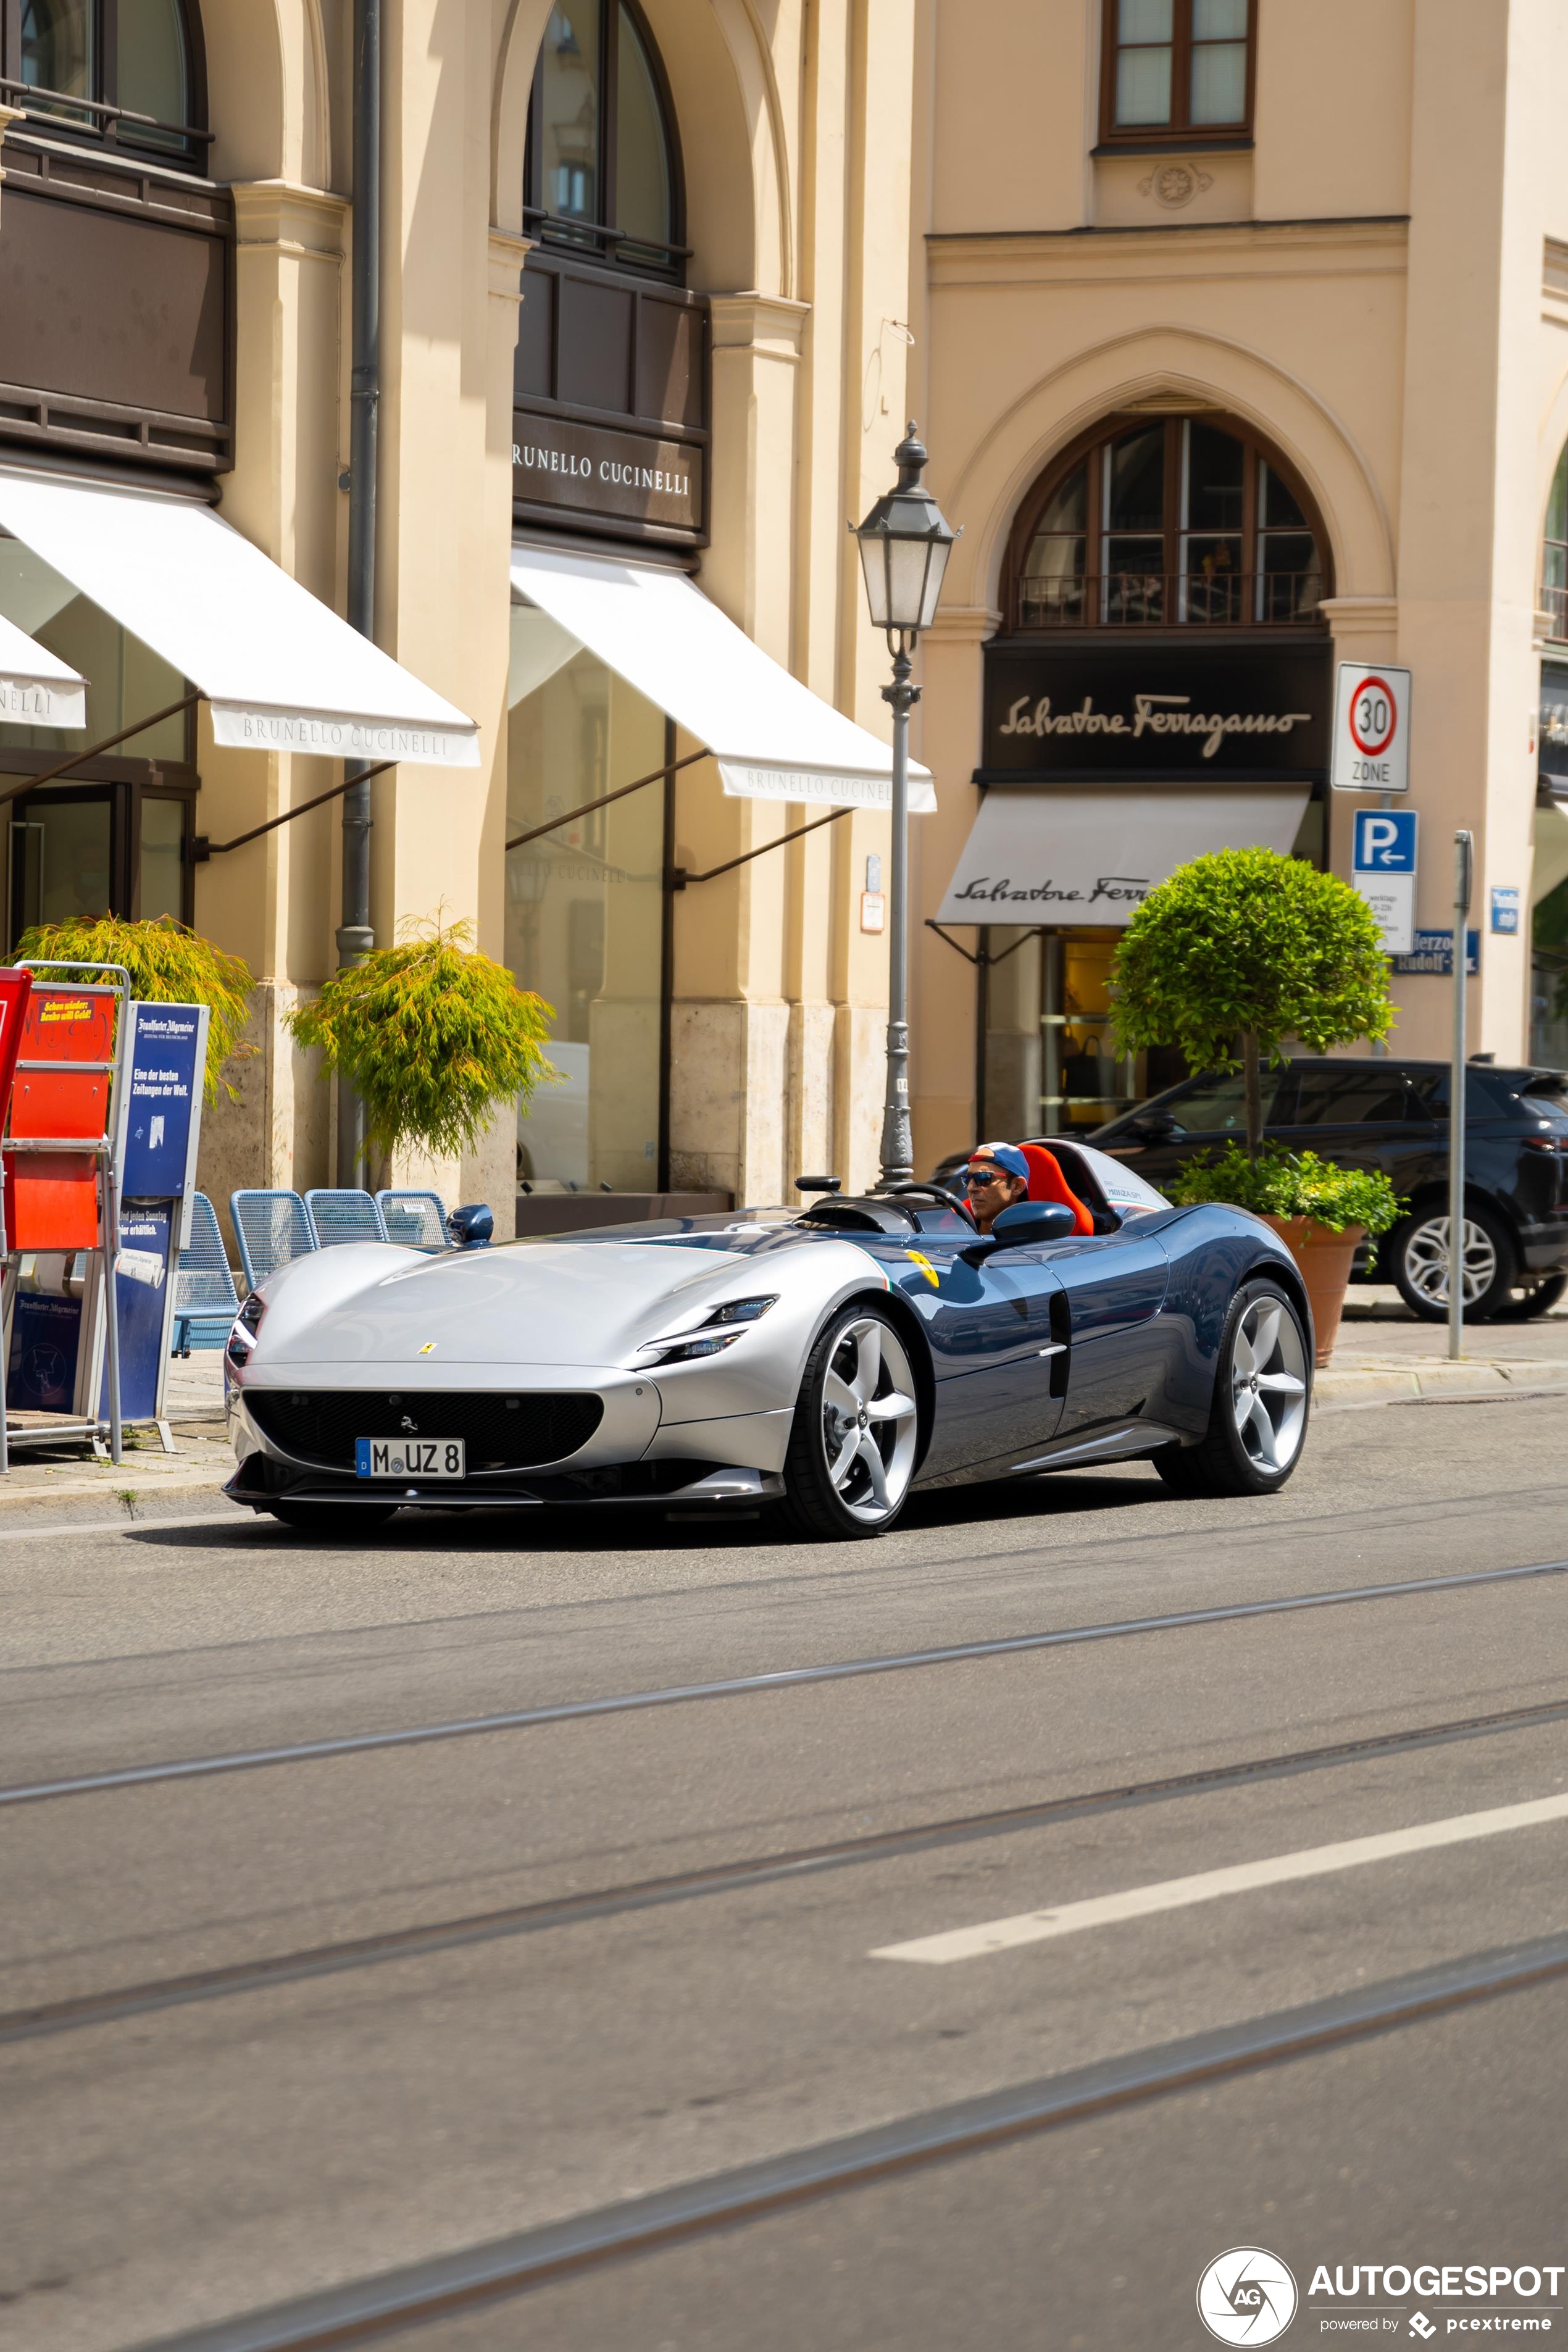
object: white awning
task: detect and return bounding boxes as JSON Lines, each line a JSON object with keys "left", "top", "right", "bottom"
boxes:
{"left": 0, "top": 470, "right": 478, "bottom": 768}
{"left": 936, "top": 789, "right": 1310, "bottom": 925}
{"left": 0, "top": 609, "right": 85, "bottom": 730}
{"left": 510, "top": 543, "right": 935, "bottom": 812}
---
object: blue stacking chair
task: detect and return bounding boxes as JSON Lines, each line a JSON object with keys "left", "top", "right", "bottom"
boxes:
{"left": 376, "top": 1190, "right": 450, "bottom": 1253}
{"left": 304, "top": 1188, "right": 389, "bottom": 1248}
{"left": 230, "top": 1188, "right": 317, "bottom": 1291}
{"left": 171, "top": 1193, "right": 241, "bottom": 1354}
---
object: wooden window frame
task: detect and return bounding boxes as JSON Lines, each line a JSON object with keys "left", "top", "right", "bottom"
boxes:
{"left": 524, "top": 0, "right": 688, "bottom": 284}
{"left": 1003, "top": 412, "right": 1332, "bottom": 635}
{"left": 1543, "top": 445, "right": 1568, "bottom": 643}
{"left": 0, "top": 0, "right": 209, "bottom": 173}
{"left": 1097, "top": 0, "right": 1256, "bottom": 151}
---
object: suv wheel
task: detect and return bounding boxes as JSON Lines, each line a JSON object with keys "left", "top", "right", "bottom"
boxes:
{"left": 1387, "top": 1201, "right": 1516, "bottom": 1322}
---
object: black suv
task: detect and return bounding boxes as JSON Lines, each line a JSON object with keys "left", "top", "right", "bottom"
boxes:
{"left": 1082, "top": 1059, "right": 1568, "bottom": 1320}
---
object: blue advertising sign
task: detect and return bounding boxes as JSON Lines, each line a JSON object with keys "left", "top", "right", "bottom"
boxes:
{"left": 1352, "top": 809, "right": 1418, "bottom": 874}
{"left": 1490, "top": 885, "right": 1520, "bottom": 935}
{"left": 101, "top": 1204, "right": 174, "bottom": 1423}
{"left": 7, "top": 1291, "right": 81, "bottom": 1412}
{"left": 119, "top": 1001, "right": 208, "bottom": 1214}
{"left": 1391, "top": 928, "right": 1479, "bottom": 977}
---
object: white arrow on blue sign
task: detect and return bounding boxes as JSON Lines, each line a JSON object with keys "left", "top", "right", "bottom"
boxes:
{"left": 1351, "top": 807, "right": 1417, "bottom": 953}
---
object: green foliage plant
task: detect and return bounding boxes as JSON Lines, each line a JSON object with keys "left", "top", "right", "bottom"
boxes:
{"left": 286, "top": 915, "right": 556, "bottom": 1164}
{"left": 1110, "top": 848, "right": 1394, "bottom": 1157}
{"left": 14, "top": 913, "right": 255, "bottom": 1104}
{"left": 1169, "top": 1140, "right": 1402, "bottom": 1238}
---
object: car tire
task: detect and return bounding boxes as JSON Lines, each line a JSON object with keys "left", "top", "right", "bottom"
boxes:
{"left": 267, "top": 1501, "right": 399, "bottom": 1532}
{"left": 1492, "top": 1271, "right": 1568, "bottom": 1322}
{"left": 1153, "top": 1276, "right": 1311, "bottom": 1499}
{"left": 778, "top": 1300, "right": 922, "bottom": 1540}
{"left": 1387, "top": 1201, "right": 1517, "bottom": 1322}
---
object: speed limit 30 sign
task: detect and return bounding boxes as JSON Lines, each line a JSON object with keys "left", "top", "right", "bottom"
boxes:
{"left": 1331, "top": 662, "right": 1411, "bottom": 793}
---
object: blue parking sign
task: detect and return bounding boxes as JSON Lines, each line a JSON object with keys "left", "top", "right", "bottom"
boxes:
{"left": 1353, "top": 809, "right": 1417, "bottom": 874}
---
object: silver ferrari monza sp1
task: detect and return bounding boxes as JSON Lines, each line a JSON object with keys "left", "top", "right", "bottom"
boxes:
{"left": 223, "top": 1142, "right": 1314, "bottom": 1540}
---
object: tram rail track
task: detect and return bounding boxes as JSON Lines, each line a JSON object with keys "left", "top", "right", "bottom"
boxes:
{"left": 127, "top": 1927, "right": 1568, "bottom": 2352}
{"left": 10, "top": 1686, "right": 1568, "bottom": 2049}
{"left": 4, "top": 1553, "right": 1567, "bottom": 1810}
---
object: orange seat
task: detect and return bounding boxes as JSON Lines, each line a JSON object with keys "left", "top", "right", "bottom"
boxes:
{"left": 1019, "top": 1143, "right": 1094, "bottom": 1235}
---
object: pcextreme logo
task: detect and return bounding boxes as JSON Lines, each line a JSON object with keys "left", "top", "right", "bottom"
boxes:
{"left": 1198, "top": 2249, "right": 1300, "bottom": 2345}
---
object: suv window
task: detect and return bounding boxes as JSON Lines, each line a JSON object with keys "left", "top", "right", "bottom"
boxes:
{"left": 1405, "top": 1069, "right": 1520, "bottom": 1119}
{"left": 1153, "top": 1070, "right": 1291, "bottom": 1135}
{"left": 1290, "top": 1069, "right": 1412, "bottom": 1125}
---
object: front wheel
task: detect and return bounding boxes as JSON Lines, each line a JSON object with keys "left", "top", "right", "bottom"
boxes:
{"left": 1387, "top": 1202, "right": 1516, "bottom": 1322}
{"left": 778, "top": 1301, "right": 921, "bottom": 1540}
{"left": 1154, "top": 1277, "right": 1310, "bottom": 1499}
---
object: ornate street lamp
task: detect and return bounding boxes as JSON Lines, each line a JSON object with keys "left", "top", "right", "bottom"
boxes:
{"left": 851, "top": 422, "right": 959, "bottom": 1188}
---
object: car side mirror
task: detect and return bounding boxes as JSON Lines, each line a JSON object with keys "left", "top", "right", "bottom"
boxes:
{"left": 448, "top": 1203, "right": 494, "bottom": 1248}
{"left": 1132, "top": 1111, "right": 1178, "bottom": 1141}
{"left": 962, "top": 1199, "right": 1078, "bottom": 1262}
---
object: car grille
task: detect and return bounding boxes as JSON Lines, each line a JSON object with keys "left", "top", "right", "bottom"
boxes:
{"left": 244, "top": 1388, "right": 604, "bottom": 1472}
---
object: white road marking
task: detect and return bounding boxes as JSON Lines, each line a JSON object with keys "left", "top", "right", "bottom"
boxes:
{"left": 871, "top": 1790, "right": 1568, "bottom": 1965}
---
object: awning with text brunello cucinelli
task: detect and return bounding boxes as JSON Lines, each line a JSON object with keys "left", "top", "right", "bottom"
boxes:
{"left": 0, "top": 610, "right": 85, "bottom": 731}
{"left": 0, "top": 470, "right": 479, "bottom": 769}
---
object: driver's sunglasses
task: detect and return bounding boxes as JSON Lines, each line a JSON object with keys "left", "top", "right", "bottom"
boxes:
{"left": 962, "top": 1167, "right": 1003, "bottom": 1190}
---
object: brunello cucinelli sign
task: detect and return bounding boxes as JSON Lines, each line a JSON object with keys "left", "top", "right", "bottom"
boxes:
{"left": 982, "top": 640, "right": 1332, "bottom": 777}
{"left": 511, "top": 414, "right": 704, "bottom": 537}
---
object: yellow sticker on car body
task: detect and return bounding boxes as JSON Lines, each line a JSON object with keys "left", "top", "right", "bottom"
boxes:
{"left": 903, "top": 1249, "right": 940, "bottom": 1288}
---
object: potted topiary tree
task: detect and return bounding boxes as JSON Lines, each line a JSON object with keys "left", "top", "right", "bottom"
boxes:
{"left": 1110, "top": 846, "right": 1396, "bottom": 1361}
{"left": 286, "top": 915, "right": 554, "bottom": 1175}
{"left": 14, "top": 912, "right": 255, "bottom": 1104}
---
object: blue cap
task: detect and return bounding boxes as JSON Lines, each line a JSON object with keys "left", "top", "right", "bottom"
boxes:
{"left": 968, "top": 1141, "right": 1029, "bottom": 1184}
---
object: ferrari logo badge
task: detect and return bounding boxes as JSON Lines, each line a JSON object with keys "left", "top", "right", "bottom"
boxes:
{"left": 419, "top": 1341, "right": 437, "bottom": 1354}
{"left": 903, "top": 1249, "right": 940, "bottom": 1289}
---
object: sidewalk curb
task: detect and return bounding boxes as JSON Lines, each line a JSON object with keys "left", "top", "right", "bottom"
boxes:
{"left": 1316, "top": 1362, "right": 1568, "bottom": 1411}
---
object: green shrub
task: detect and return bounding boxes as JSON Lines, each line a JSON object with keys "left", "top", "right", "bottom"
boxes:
{"left": 286, "top": 915, "right": 555, "bottom": 1163}
{"left": 14, "top": 913, "right": 255, "bottom": 1104}
{"left": 1169, "top": 1140, "right": 1403, "bottom": 1237}
{"left": 1111, "top": 848, "right": 1394, "bottom": 1155}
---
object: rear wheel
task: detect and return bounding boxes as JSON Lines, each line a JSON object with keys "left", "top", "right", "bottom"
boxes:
{"left": 267, "top": 1500, "right": 399, "bottom": 1533}
{"left": 1387, "top": 1201, "right": 1516, "bottom": 1322}
{"left": 1154, "top": 1277, "right": 1310, "bottom": 1499}
{"left": 778, "top": 1302, "right": 920, "bottom": 1540}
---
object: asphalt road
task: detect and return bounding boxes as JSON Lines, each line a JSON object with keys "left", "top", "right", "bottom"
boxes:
{"left": 5, "top": 1391, "right": 1568, "bottom": 2352}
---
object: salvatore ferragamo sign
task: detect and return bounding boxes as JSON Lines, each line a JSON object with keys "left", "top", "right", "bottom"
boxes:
{"left": 982, "top": 640, "right": 1331, "bottom": 778}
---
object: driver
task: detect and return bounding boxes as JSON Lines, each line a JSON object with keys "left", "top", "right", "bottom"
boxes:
{"left": 961, "top": 1141, "right": 1030, "bottom": 1233}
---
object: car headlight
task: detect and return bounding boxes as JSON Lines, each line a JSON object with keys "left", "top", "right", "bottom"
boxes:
{"left": 633, "top": 1293, "right": 777, "bottom": 1368}
{"left": 227, "top": 1292, "right": 266, "bottom": 1366}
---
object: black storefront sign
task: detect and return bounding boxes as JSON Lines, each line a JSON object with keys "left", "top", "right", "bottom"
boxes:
{"left": 982, "top": 639, "right": 1332, "bottom": 780}
{"left": 511, "top": 415, "right": 704, "bottom": 537}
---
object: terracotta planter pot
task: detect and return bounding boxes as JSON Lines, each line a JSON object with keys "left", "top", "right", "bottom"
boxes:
{"left": 1261, "top": 1216, "right": 1364, "bottom": 1368}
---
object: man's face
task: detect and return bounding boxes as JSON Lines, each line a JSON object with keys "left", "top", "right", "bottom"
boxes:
{"left": 962, "top": 1159, "right": 1026, "bottom": 1231}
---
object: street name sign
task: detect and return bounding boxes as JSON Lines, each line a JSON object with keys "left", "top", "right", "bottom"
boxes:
{"left": 1351, "top": 807, "right": 1417, "bottom": 954}
{"left": 1332, "top": 662, "right": 1412, "bottom": 794}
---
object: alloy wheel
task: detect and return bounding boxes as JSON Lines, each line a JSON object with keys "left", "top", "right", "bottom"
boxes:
{"left": 819, "top": 1316, "right": 919, "bottom": 1525}
{"left": 1403, "top": 1214, "right": 1498, "bottom": 1310}
{"left": 1230, "top": 1295, "right": 1308, "bottom": 1475}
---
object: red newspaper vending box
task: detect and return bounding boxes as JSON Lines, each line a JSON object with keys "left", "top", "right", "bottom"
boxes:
{"left": 0, "top": 970, "right": 31, "bottom": 1243}
{"left": 5, "top": 983, "right": 117, "bottom": 1249}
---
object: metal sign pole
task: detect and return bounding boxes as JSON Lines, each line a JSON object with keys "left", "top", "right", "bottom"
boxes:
{"left": 1448, "top": 830, "right": 1474, "bottom": 1363}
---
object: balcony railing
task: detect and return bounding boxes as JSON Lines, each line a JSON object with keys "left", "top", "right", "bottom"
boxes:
{"left": 0, "top": 77, "right": 212, "bottom": 164}
{"left": 1542, "top": 583, "right": 1568, "bottom": 642}
{"left": 1014, "top": 570, "right": 1323, "bottom": 631}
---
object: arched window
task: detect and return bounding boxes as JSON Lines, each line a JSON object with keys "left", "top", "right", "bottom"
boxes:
{"left": 525, "top": 1, "right": 683, "bottom": 278}
{"left": 1005, "top": 414, "right": 1329, "bottom": 631}
{"left": 3, "top": 0, "right": 206, "bottom": 166}
{"left": 1543, "top": 444, "right": 1568, "bottom": 640}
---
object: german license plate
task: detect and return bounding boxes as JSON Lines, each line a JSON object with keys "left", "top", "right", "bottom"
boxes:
{"left": 355, "top": 1437, "right": 465, "bottom": 1480}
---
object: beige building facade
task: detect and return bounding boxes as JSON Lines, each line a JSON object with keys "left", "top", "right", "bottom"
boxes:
{"left": 909, "top": 0, "right": 1568, "bottom": 1175}
{"left": 0, "top": 0, "right": 922, "bottom": 1230}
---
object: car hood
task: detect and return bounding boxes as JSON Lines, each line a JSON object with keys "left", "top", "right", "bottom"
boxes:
{"left": 251, "top": 1240, "right": 760, "bottom": 1369}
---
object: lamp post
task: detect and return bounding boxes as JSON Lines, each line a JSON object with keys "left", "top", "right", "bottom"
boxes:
{"left": 851, "top": 423, "right": 958, "bottom": 1190}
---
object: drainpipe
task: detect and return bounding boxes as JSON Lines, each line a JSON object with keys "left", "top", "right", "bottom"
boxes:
{"left": 336, "top": 0, "right": 380, "bottom": 1183}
